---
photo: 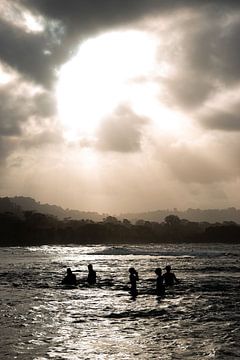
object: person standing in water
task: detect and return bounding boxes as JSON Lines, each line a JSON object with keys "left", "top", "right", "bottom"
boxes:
{"left": 155, "top": 267, "right": 165, "bottom": 298}
{"left": 62, "top": 268, "right": 77, "bottom": 286}
{"left": 87, "top": 264, "right": 96, "bottom": 285}
{"left": 129, "top": 267, "right": 139, "bottom": 298}
{"left": 163, "top": 265, "right": 179, "bottom": 286}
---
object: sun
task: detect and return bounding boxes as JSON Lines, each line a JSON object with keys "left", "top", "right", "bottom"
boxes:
{"left": 56, "top": 30, "right": 157, "bottom": 139}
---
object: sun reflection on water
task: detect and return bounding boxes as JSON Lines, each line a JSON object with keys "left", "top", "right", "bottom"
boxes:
{"left": 0, "top": 244, "right": 240, "bottom": 359}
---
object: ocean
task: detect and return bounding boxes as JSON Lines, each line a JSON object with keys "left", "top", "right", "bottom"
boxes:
{"left": 0, "top": 243, "right": 239, "bottom": 359}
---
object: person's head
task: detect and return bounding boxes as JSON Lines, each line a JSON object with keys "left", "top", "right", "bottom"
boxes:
{"left": 155, "top": 267, "right": 162, "bottom": 276}
{"left": 88, "top": 264, "right": 93, "bottom": 271}
{"left": 129, "top": 267, "right": 136, "bottom": 274}
{"left": 165, "top": 265, "right": 171, "bottom": 272}
{"left": 67, "top": 268, "right": 72, "bottom": 275}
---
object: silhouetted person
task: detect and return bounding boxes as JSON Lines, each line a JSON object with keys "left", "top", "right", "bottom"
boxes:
{"left": 87, "top": 264, "right": 96, "bottom": 285}
{"left": 163, "top": 265, "right": 179, "bottom": 286}
{"left": 129, "top": 267, "right": 139, "bottom": 299}
{"left": 155, "top": 268, "right": 165, "bottom": 298}
{"left": 62, "top": 268, "right": 77, "bottom": 286}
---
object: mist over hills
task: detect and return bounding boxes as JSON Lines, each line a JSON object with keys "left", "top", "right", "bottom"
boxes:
{"left": 119, "top": 208, "right": 240, "bottom": 224}
{"left": 0, "top": 196, "right": 240, "bottom": 224}
{"left": 0, "top": 197, "right": 104, "bottom": 222}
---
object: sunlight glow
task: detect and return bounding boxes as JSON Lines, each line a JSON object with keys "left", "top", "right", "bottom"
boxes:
{"left": 125, "top": 79, "right": 189, "bottom": 135}
{"left": 0, "top": 1, "right": 44, "bottom": 33}
{"left": 0, "top": 63, "right": 17, "bottom": 84}
{"left": 23, "top": 12, "right": 44, "bottom": 32}
{"left": 56, "top": 30, "right": 157, "bottom": 137}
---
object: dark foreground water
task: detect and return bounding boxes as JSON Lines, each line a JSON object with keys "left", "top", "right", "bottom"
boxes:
{"left": 0, "top": 244, "right": 239, "bottom": 359}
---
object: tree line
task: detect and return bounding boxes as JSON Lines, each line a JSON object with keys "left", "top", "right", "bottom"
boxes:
{"left": 0, "top": 211, "right": 240, "bottom": 246}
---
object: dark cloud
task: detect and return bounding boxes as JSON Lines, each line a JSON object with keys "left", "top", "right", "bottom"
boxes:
{"left": 200, "top": 108, "right": 240, "bottom": 131}
{"left": 2, "top": 0, "right": 174, "bottom": 87}
{"left": 21, "top": 0, "right": 240, "bottom": 25}
{"left": 164, "top": 73, "right": 215, "bottom": 110}
{"left": 96, "top": 106, "right": 149, "bottom": 152}
{"left": 0, "top": 18, "right": 61, "bottom": 87}
{"left": 0, "top": 78, "right": 58, "bottom": 163}
{"left": 1, "top": 0, "right": 240, "bottom": 89}
{"left": 20, "top": 0, "right": 183, "bottom": 28}
{"left": 160, "top": 8, "right": 240, "bottom": 113}
{"left": 0, "top": 81, "right": 57, "bottom": 137}
{"left": 184, "top": 14, "right": 240, "bottom": 86}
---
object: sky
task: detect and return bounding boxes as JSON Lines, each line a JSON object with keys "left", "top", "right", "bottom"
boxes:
{"left": 1, "top": 0, "right": 240, "bottom": 214}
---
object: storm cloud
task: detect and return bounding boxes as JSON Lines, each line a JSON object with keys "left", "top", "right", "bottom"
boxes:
{"left": 1, "top": 0, "right": 238, "bottom": 87}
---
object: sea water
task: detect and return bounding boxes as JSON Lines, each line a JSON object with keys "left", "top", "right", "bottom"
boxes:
{"left": 0, "top": 243, "right": 239, "bottom": 359}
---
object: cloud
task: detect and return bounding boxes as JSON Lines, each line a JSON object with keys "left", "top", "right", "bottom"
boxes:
{"left": 20, "top": 129, "right": 63, "bottom": 149}
{"left": 153, "top": 8, "right": 240, "bottom": 115}
{"left": 183, "top": 12, "right": 240, "bottom": 87}
{"left": 0, "top": 79, "right": 57, "bottom": 136}
{"left": 0, "top": 82, "right": 30, "bottom": 137}
{"left": 32, "top": 91, "right": 57, "bottom": 118}
{"left": 150, "top": 126, "right": 240, "bottom": 187}
{"left": 1, "top": 0, "right": 172, "bottom": 87}
{"left": 20, "top": 0, "right": 240, "bottom": 26}
{"left": 0, "top": 17, "right": 61, "bottom": 87}
{"left": 164, "top": 73, "right": 215, "bottom": 110}
{"left": 1, "top": 1, "right": 240, "bottom": 90}
{"left": 20, "top": 0, "right": 182, "bottom": 29}
{"left": 154, "top": 141, "right": 227, "bottom": 184}
{"left": 1, "top": 0, "right": 240, "bottom": 212}
{"left": 96, "top": 106, "right": 149, "bottom": 152}
{"left": 200, "top": 108, "right": 240, "bottom": 131}
{"left": 0, "top": 74, "right": 59, "bottom": 164}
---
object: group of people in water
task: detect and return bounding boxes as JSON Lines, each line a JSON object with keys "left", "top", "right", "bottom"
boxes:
{"left": 62, "top": 264, "right": 96, "bottom": 287}
{"left": 128, "top": 265, "right": 179, "bottom": 299}
{"left": 62, "top": 264, "right": 179, "bottom": 299}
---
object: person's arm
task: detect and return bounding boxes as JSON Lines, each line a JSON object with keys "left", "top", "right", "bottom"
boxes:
{"left": 173, "top": 273, "right": 180, "bottom": 284}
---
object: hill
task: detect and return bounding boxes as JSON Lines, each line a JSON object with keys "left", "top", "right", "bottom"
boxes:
{"left": 1, "top": 196, "right": 240, "bottom": 224}
{"left": 0, "top": 196, "right": 104, "bottom": 221}
{"left": 120, "top": 208, "right": 240, "bottom": 224}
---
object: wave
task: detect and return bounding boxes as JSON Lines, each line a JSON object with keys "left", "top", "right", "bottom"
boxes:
{"left": 90, "top": 246, "right": 144, "bottom": 256}
{"left": 90, "top": 246, "right": 233, "bottom": 258}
